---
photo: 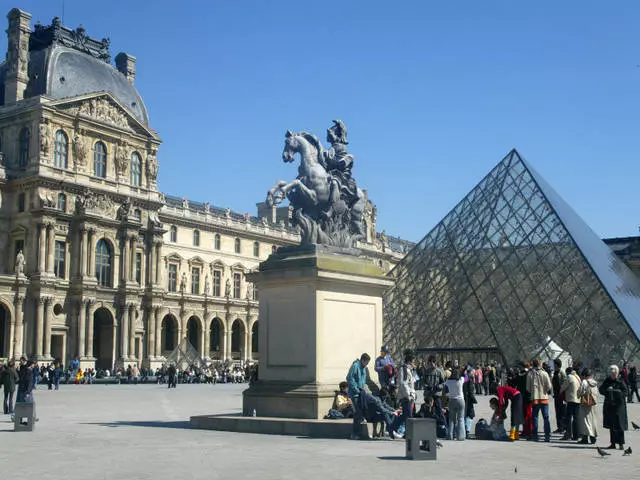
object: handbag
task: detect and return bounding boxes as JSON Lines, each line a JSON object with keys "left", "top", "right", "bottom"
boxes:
{"left": 581, "top": 391, "right": 596, "bottom": 407}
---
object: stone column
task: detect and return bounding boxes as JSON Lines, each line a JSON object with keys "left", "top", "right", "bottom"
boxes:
{"left": 13, "top": 295, "right": 24, "bottom": 359}
{"left": 146, "top": 308, "right": 155, "bottom": 360}
{"left": 203, "top": 316, "right": 211, "bottom": 359}
{"left": 120, "top": 236, "right": 128, "bottom": 282}
{"left": 87, "top": 229, "right": 95, "bottom": 277}
{"left": 86, "top": 300, "right": 95, "bottom": 358}
{"left": 225, "top": 313, "right": 232, "bottom": 361}
{"left": 79, "top": 228, "right": 88, "bottom": 276}
{"left": 243, "top": 320, "right": 249, "bottom": 362}
{"left": 155, "top": 309, "right": 163, "bottom": 357}
{"left": 121, "top": 306, "right": 129, "bottom": 359}
{"left": 35, "top": 297, "right": 45, "bottom": 358}
{"left": 46, "top": 223, "right": 55, "bottom": 274}
{"left": 43, "top": 297, "right": 52, "bottom": 359}
{"left": 247, "top": 319, "right": 253, "bottom": 362}
{"left": 129, "top": 305, "right": 136, "bottom": 360}
{"left": 38, "top": 223, "right": 46, "bottom": 272}
{"left": 130, "top": 237, "right": 136, "bottom": 282}
{"left": 77, "top": 299, "right": 86, "bottom": 359}
{"left": 155, "top": 242, "right": 162, "bottom": 285}
{"left": 148, "top": 243, "right": 155, "bottom": 287}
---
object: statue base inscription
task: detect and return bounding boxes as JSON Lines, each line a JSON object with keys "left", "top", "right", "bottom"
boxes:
{"left": 242, "top": 245, "right": 393, "bottom": 419}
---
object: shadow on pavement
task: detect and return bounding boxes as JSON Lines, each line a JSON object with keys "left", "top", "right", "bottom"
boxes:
{"left": 82, "top": 420, "right": 191, "bottom": 429}
{"left": 377, "top": 456, "right": 408, "bottom": 461}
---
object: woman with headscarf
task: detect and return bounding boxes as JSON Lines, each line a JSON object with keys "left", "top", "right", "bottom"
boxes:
{"left": 599, "top": 365, "right": 628, "bottom": 450}
{"left": 576, "top": 368, "right": 598, "bottom": 444}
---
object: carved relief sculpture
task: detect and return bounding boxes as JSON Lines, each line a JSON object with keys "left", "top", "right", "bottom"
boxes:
{"left": 146, "top": 148, "right": 159, "bottom": 183}
{"left": 15, "top": 250, "right": 25, "bottom": 276}
{"left": 72, "top": 131, "right": 87, "bottom": 170}
{"left": 39, "top": 121, "right": 51, "bottom": 157}
{"left": 115, "top": 142, "right": 128, "bottom": 179}
{"left": 65, "top": 96, "right": 130, "bottom": 130}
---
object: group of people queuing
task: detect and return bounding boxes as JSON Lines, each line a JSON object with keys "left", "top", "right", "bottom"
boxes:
{"left": 155, "top": 362, "right": 256, "bottom": 387}
{"left": 339, "top": 346, "right": 634, "bottom": 452}
{"left": 0, "top": 357, "right": 39, "bottom": 422}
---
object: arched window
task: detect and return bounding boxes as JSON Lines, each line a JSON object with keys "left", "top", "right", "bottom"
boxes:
{"left": 193, "top": 230, "right": 200, "bottom": 246}
{"left": 130, "top": 152, "right": 142, "bottom": 187}
{"left": 170, "top": 226, "right": 177, "bottom": 243}
{"left": 18, "top": 127, "right": 30, "bottom": 168}
{"left": 57, "top": 193, "right": 67, "bottom": 212}
{"left": 253, "top": 241, "right": 260, "bottom": 257}
{"left": 53, "top": 130, "right": 68, "bottom": 169}
{"left": 214, "top": 234, "right": 221, "bottom": 250}
{"left": 95, "top": 239, "right": 112, "bottom": 287}
{"left": 133, "top": 208, "right": 141, "bottom": 220}
{"left": 93, "top": 141, "right": 107, "bottom": 178}
{"left": 234, "top": 238, "right": 241, "bottom": 254}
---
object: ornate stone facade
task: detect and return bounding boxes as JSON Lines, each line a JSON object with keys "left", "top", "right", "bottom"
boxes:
{"left": 0, "top": 10, "right": 409, "bottom": 369}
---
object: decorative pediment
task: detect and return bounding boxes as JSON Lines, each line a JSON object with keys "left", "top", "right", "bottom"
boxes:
{"left": 52, "top": 93, "right": 157, "bottom": 138}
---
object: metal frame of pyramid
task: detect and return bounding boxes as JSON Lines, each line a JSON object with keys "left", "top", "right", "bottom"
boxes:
{"left": 164, "top": 337, "right": 206, "bottom": 371}
{"left": 384, "top": 150, "right": 640, "bottom": 369}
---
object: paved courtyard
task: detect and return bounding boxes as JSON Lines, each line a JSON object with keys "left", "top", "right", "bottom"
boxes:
{"left": 0, "top": 383, "right": 638, "bottom": 480}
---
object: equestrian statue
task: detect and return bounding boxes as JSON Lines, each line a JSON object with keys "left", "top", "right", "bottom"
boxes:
{"left": 267, "top": 120, "right": 366, "bottom": 247}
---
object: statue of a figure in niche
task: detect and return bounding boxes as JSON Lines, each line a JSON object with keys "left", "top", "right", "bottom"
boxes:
{"left": 266, "top": 120, "right": 365, "bottom": 247}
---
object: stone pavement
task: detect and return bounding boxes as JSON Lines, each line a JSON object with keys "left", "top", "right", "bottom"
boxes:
{"left": 0, "top": 383, "right": 638, "bottom": 480}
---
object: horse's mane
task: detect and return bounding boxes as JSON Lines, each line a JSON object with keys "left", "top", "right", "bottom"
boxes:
{"left": 298, "top": 131, "right": 325, "bottom": 161}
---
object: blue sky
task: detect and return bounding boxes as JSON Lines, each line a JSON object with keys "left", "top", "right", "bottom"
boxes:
{"left": 5, "top": 1, "right": 640, "bottom": 242}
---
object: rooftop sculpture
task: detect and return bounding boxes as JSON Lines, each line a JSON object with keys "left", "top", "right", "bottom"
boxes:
{"left": 267, "top": 120, "right": 366, "bottom": 247}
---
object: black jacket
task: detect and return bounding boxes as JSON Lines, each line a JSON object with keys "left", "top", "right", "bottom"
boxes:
{"left": 1, "top": 366, "right": 20, "bottom": 392}
{"left": 599, "top": 377, "right": 628, "bottom": 431}
{"left": 18, "top": 367, "right": 34, "bottom": 394}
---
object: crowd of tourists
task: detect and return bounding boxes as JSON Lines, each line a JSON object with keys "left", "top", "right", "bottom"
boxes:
{"left": 336, "top": 346, "right": 635, "bottom": 452}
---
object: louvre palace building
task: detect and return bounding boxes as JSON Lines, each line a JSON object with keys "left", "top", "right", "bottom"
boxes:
{"left": 0, "top": 9, "right": 409, "bottom": 370}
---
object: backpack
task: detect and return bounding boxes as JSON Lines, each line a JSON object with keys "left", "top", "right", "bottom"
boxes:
{"left": 474, "top": 418, "right": 491, "bottom": 440}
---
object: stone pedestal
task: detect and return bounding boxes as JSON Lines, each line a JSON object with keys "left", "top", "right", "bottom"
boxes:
{"left": 242, "top": 245, "right": 393, "bottom": 419}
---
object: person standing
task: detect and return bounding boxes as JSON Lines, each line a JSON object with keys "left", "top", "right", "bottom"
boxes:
{"left": 2, "top": 360, "right": 19, "bottom": 415}
{"left": 552, "top": 358, "right": 567, "bottom": 434}
{"left": 526, "top": 358, "right": 552, "bottom": 442}
{"left": 599, "top": 365, "right": 628, "bottom": 450}
{"left": 627, "top": 365, "right": 639, "bottom": 403}
{"left": 15, "top": 360, "right": 37, "bottom": 423}
{"left": 444, "top": 369, "right": 465, "bottom": 441}
{"left": 560, "top": 367, "right": 581, "bottom": 440}
{"left": 396, "top": 350, "right": 416, "bottom": 436}
{"left": 167, "top": 364, "right": 177, "bottom": 388}
{"left": 463, "top": 367, "right": 477, "bottom": 439}
{"left": 576, "top": 368, "right": 598, "bottom": 444}
{"left": 422, "top": 355, "right": 445, "bottom": 418}
{"left": 347, "top": 353, "right": 371, "bottom": 440}
{"left": 374, "top": 345, "right": 395, "bottom": 388}
{"left": 516, "top": 363, "right": 532, "bottom": 439}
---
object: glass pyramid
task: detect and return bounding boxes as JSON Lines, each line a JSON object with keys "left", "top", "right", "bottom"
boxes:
{"left": 384, "top": 150, "right": 640, "bottom": 368}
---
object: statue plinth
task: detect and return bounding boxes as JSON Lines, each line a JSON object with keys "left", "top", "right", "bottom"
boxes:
{"left": 243, "top": 245, "right": 393, "bottom": 419}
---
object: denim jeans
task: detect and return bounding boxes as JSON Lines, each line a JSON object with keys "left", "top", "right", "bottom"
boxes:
{"left": 464, "top": 416, "right": 472, "bottom": 435}
{"left": 3, "top": 390, "right": 14, "bottom": 414}
{"left": 532, "top": 403, "right": 550, "bottom": 440}
{"left": 398, "top": 398, "right": 413, "bottom": 434}
{"left": 352, "top": 395, "right": 364, "bottom": 436}
{"left": 448, "top": 397, "right": 466, "bottom": 441}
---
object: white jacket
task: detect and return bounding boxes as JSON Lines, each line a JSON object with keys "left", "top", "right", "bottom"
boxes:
{"left": 397, "top": 363, "right": 416, "bottom": 402}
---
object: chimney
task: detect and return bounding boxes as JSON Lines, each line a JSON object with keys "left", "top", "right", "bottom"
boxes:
{"left": 4, "top": 8, "right": 32, "bottom": 104}
{"left": 115, "top": 52, "right": 136, "bottom": 84}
